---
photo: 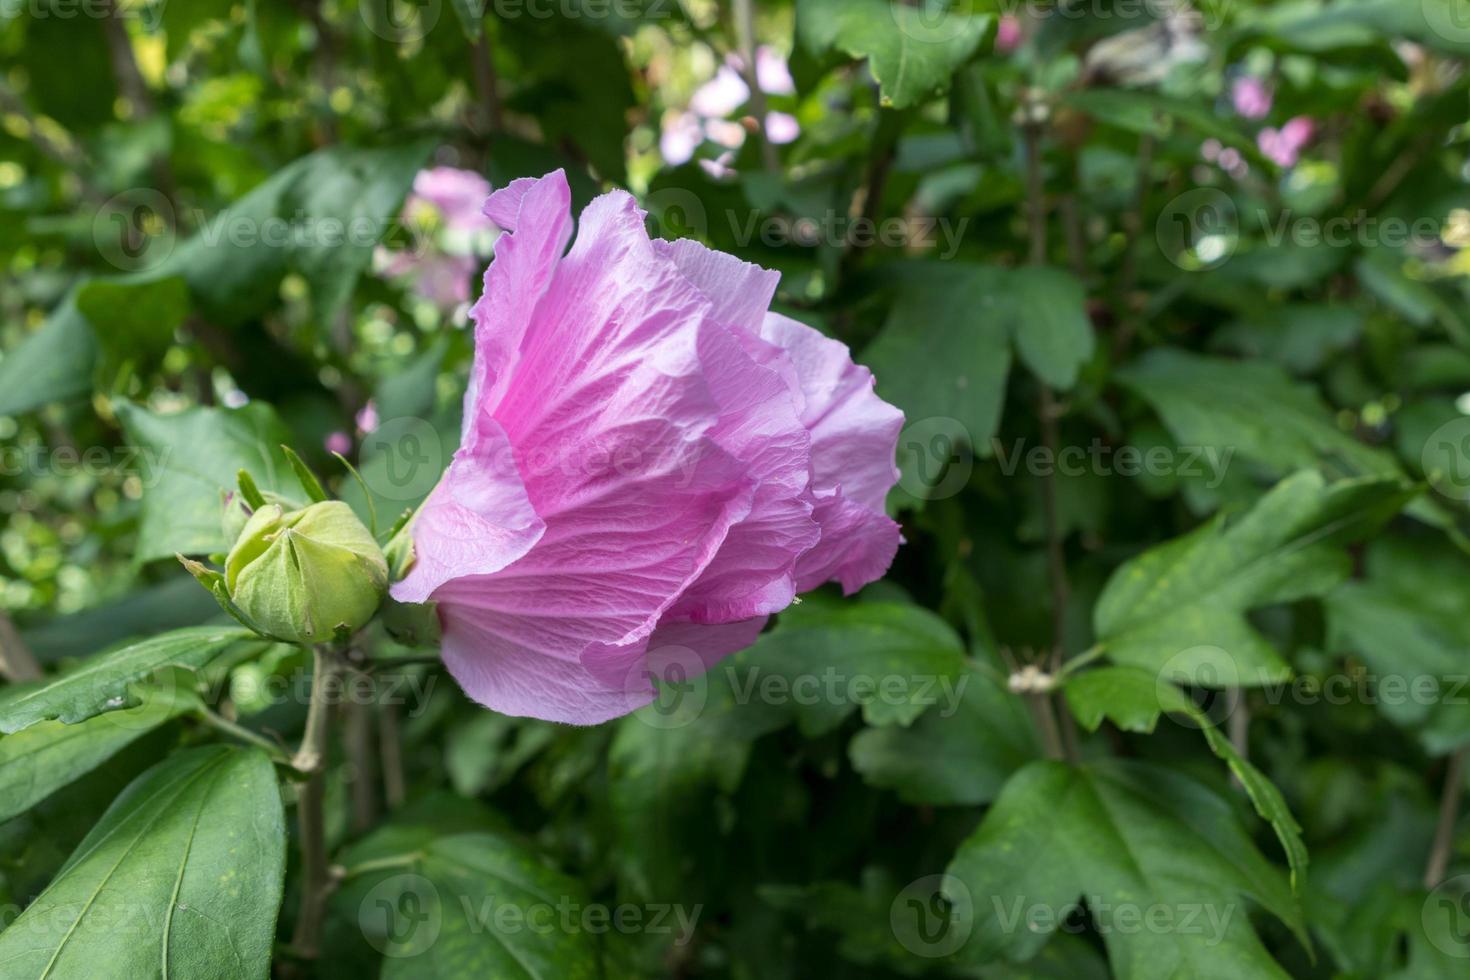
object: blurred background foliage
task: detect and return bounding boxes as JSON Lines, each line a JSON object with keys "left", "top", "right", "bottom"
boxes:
{"left": 5, "top": 0, "right": 1470, "bottom": 977}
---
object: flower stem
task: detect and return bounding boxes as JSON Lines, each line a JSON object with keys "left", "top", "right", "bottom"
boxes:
{"left": 290, "top": 645, "right": 340, "bottom": 959}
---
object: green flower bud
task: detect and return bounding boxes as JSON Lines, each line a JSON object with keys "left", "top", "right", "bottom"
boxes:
{"left": 221, "top": 491, "right": 252, "bottom": 544}
{"left": 224, "top": 500, "right": 388, "bottom": 644}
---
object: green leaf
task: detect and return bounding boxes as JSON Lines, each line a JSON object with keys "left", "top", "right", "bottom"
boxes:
{"left": 19, "top": 575, "right": 222, "bottom": 665}
{"left": 341, "top": 830, "right": 602, "bottom": 977}
{"left": 0, "top": 626, "right": 251, "bottom": 733}
{"left": 1062, "top": 665, "right": 1308, "bottom": 892}
{"left": 944, "top": 759, "right": 1306, "bottom": 976}
{"left": 1117, "top": 349, "right": 1400, "bottom": 480}
{"left": 114, "top": 400, "right": 297, "bottom": 562}
{"left": 159, "top": 142, "right": 433, "bottom": 324}
{"left": 1063, "top": 664, "right": 1190, "bottom": 734}
{"left": 864, "top": 263, "right": 1013, "bottom": 460}
{"left": 75, "top": 275, "right": 191, "bottom": 374}
{"left": 1194, "top": 712, "right": 1309, "bottom": 894}
{"left": 798, "top": 0, "right": 990, "bottom": 109}
{"left": 739, "top": 600, "right": 970, "bottom": 733}
{"left": 1213, "top": 305, "right": 1364, "bottom": 375}
{"left": 1007, "top": 266, "right": 1095, "bottom": 389}
{"left": 0, "top": 745, "right": 285, "bottom": 978}
{"left": 1323, "top": 536, "right": 1470, "bottom": 754}
{"left": 849, "top": 663, "right": 1038, "bottom": 805}
{"left": 1094, "top": 471, "right": 1414, "bottom": 685}
{"left": 0, "top": 291, "right": 97, "bottom": 416}
{"left": 0, "top": 686, "right": 192, "bottom": 821}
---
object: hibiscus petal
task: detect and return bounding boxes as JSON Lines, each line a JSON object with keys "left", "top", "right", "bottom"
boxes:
{"left": 465, "top": 171, "right": 575, "bottom": 448}
{"left": 389, "top": 421, "right": 545, "bottom": 605}
{"left": 762, "top": 313, "right": 903, "bottom": 511}
{"left": 762, "top": 313, "right": 904, "bottom": 594}
{"left": 795, "top": 491, "right": 902, "bottom": 594}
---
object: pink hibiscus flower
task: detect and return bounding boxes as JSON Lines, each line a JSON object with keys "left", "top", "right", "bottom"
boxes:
{"left": 391, "top": 171, "right": 904, "bottom": 724}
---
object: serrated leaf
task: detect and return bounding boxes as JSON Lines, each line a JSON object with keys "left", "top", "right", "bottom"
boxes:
{"left": 0, "top": 626, "right": 250, "bottom": 733}
{"left": 738, "top": 600, "right": 969, "bottom": 732}
{"left": 798, "top": 0, "right": 990, "bottom": 109}
{"left": 1117, "top": 349, "right": 1400, "bottom": 480}
{"left": 945, "top": 759, "right": 1306, "bottom": 976}
{"left": 1064, "top": 665, "right": 1310, "bottom": 895}
{"left": 0, "top": 745, "right": 285, "bottom": 978}
{"left": 1063, "top": 664, "right": 1190, "bottom": 734}
{"left": 114, "top": 400, "right": 298, "bottom": 562}
{"left": 1094, "top": 471, "right": 1414, "bottom": 685}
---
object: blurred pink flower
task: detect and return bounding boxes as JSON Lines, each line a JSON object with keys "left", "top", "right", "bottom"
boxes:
{"left": 356, "top": 401, "right": 380, "bottom": 435}
{"left": 690, "top": 65, "right": 750, "bottom": 118}
{"left": 1231, "top": 77, "right": 1273, "bottom": 119}
{"left": 756, "top": 46, "right": 795, "bottom": 95}
{"left": 1200, "top": 138, "right": 1222, "bottom": 162}
{"left": 699, "top": 151, "right": 739, "bottom": 181}
{"left": 378, "top": 166, "right": 498, "bottom": 315}
{"left": 996, "top": 14, "right": 1022, "bottom": 53}
{"left": 766, "top": 111, "right": 801, "bottom": 145}
{"left": 705, "top": 118, "right": 747, "bottom": 150}
{"left": 660, "top": 111, "right": 703, "bottom": 166}
{"left": 1258, "top": 116, "right": 1315, "bottom": 168}
{"left": 411, "top": 167, "right": 495, "bottom": 233}
{"left": 325, "top": 431, "right": 352, "bottom": 456}
{"left": 391, "top": 171, "right": 904, "bottom": 724}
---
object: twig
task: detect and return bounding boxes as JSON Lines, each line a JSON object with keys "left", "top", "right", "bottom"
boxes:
{"left": 1022, "top": 119, "right": 1048, "bottom": 266}
{"left": 97, "top": 0, "right": 179, "bottom": 208}
{"left": 290, "top": 646, "right": 340, "bottom": 958}
{"left": 471, "top": 31, "right": 504, "bottom": 136}
{"left": 1112, "top": 132, "right": 1154, "bottom": 357}
{"left": 345, "top": 701, "right": 379, "bottom": 833}
{"left": 1426, "top": 747, "right": 1468, "bottom": 888}
{"left": 197, "top": 705, "right": 290, "bottom": 762}
{"left": 1023, "top": 109, "right": 1081, "bottom": 765}
{"left": 379, "top": 701, "right": 407, "bottom": 808}
{"left": 0, "top": 614, "right": 42, "bottom": 683}
{"left": 732, "top": 0, "right": 778, "bottom": 173}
